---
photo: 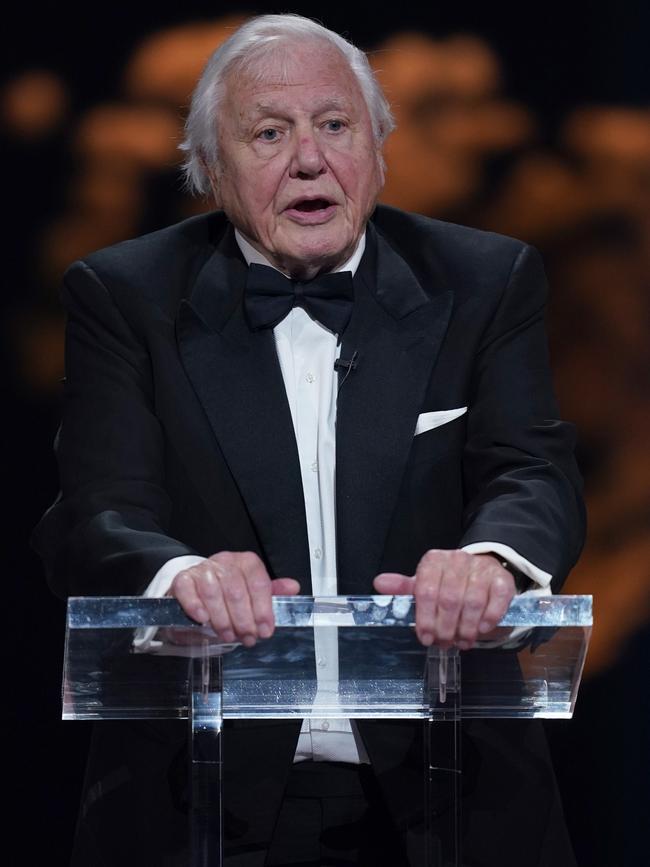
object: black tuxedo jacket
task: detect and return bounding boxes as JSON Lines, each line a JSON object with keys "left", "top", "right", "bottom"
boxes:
{"left": 34, "top": 204, "right": 585, "bottom": 866}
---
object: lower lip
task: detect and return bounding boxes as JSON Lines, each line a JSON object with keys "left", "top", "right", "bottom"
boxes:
{"left": 284, "top": 204, "right": 337, "bottom": 225}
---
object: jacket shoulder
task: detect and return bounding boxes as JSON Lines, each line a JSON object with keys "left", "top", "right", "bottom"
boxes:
{"left": 371, "top": 204, "right": 532, "bottom": 289}
{"left": 64, "top": 211, "right": 229, "bottom": 305}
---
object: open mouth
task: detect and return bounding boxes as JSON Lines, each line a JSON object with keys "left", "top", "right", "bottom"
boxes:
{"left": 292, "top": 198, "right": 333, "bottom": 212}
{"left": 285, "top": 197, "right": 337, "bottom": 223}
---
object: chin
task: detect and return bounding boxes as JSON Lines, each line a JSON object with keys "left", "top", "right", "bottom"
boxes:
{"left": 284, "top": 233, "right": 353, "bottom": 271}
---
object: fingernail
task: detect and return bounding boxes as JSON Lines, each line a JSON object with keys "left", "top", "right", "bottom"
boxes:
{"left": 242, "top": 634, "right": 256, "bottom": 648}
{"left": 478, "top": 621, "right": 491, "bottom": 633}
{"left": 456, "top": 640, "right": 470, "bottom": 650}
{"left": 222, "top": 631, "right": 235, "bottom": 644}
{"left": 420, "top": 632, "right": 434, "bottom": 646}
{"left": 195, "top": 607, "right": 208, "bottom": 623}
{"left": 258, "top": 623, "right": 272, "bottom": 639}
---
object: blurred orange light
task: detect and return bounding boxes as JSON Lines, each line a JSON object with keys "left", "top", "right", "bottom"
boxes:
{"left": 123, "top": 16, "right": 249, "bottom": 106}
{"left": 2, "top": 70, "right": 68, "bottom": 138}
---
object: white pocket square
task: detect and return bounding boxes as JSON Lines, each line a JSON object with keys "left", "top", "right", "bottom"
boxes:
{"left": 414, "top": 406, "right": 467, "bottom": 436}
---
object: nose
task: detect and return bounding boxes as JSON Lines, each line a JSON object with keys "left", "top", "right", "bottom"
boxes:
{"left": 289, "top": 129, "right": 326, "bottom": 179}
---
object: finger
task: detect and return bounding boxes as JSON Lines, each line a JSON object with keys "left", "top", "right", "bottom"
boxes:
{"left": 373, "top": 573, "right": 415, "bottom": 595}
{"left": 478, "top": 571, "right": 515, "bottom": 635}
{"left": 212, "top": 556, "right": 258, "bottom": 646}
{"left": 191, "top": 566, "right": 237, "bottom": 643}
{"left": 455, "top": 573, "right": 491, "bottom": 648}
{"left": 433, "top": 561, "right": 469, "bottom": 649}
{"left": 239, "top": 552, "right": 275, "bottom": 638}
{"left": 271, "top": 578, "right": 301, "bottom": 595}
{"left": 170, "top": 570, "right": 210, "bottom": 625}
{"left": 413, "top": 551, "right": 445, "bottom": 646}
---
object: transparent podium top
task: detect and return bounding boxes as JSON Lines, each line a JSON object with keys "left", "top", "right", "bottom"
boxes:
{"left": 63, "top": 595, "right": 592, "bottom": 722}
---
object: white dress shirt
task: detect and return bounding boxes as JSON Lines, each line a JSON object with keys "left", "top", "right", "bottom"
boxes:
{"left": 141, "top": 227, "right": 552, "bottom": 763}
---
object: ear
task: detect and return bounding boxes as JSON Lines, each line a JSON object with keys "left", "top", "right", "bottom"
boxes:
{"left": 375, "top": 145, "right": 386, "bottom": 190}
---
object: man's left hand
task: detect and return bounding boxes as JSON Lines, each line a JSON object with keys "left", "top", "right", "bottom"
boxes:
{"left": 373, "top": 550, "right": 516, "bottom": 649}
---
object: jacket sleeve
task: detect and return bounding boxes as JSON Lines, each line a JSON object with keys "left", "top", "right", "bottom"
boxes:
{"left": 32, "top": 261, "right": 198, "bottom": 598}
{"left": 458, "top": 244, "right": 586, "bottom": 592}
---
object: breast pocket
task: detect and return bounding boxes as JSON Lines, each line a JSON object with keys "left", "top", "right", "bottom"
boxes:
{"left": 409, "top": 406, "right": 468, "bottom": 466}
{"left": 414, "top": 407, "right": 467, "bottom": 436}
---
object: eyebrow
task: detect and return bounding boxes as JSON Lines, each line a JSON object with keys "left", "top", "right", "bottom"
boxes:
{"left": 250, "top": 97, "right": 351, "bottom": 117}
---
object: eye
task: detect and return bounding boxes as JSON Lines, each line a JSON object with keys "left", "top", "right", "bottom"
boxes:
{"left": 324, "top": 119, "right": 345, "bottom": 132}
{"left": 258, "top": 128, "right": 280, "bottom": 142}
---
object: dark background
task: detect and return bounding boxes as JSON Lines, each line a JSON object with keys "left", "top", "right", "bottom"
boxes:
{"left": 3, "top": 3, "right": 649, "bottom": 864}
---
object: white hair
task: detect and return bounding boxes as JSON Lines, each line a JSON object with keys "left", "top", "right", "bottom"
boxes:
{"left": 179, "top": 14, "right": 395, "bottom": 196}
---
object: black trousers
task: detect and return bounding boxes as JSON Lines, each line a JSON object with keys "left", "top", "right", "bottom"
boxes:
{"left": 261, "top": 761, "right": 409, "bottom": 867}
{"left": 71, "top": 724, "right": 410, "bottom": 867}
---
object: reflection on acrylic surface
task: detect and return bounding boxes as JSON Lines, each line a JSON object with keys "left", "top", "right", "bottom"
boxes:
{"left": 63, "top": 595, "right": 591, "bottom": 722}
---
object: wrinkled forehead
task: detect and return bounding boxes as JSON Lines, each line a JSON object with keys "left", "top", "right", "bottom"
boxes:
{"left": 230, "top": 36, "right": 353, "bottom": 87}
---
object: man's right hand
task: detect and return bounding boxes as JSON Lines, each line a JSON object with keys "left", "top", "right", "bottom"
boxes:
{"left": 169, "top": 551, "right": 300, "bottom": 646}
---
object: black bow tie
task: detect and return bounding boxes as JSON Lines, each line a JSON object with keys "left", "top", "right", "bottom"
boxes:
{"left": 244, "top": 263, "right": 354, "bottom": 335}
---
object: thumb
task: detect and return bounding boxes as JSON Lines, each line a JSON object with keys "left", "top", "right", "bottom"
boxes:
{"left": 271, "top": 578, "right": 301, "bottom": 596}
{"left": 373, "top": 573, "right": 415, "bottom": 595}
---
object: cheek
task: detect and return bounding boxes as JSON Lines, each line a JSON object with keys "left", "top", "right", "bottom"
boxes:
{"left": 345, "top": 161, "right": 383, "bottom": 209}
{"left": 242, "top": 167, "right": 284, "bottom": 212}
{"left": 331, "top": 143, "right": 382, "bottom": 193}
{"left": 223, "top": 175, "right": 271, "bottom": 224}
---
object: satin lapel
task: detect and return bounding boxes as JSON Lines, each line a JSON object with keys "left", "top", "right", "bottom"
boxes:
{"left": 336, "top": 226, "right": 453, "bottom": 594}
{"left": 176, "top": 229, "right": 312, "bottom": 591}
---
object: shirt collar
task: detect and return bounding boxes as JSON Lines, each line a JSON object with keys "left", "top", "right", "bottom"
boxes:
{"left": 234, "top": 228, "right": 366, "bottom": 277}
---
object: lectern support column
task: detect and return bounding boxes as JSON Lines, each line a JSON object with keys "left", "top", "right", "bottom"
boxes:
{"left": 190, "top": 645, "right": 224, "bottom": 867}
{"left": 425, "top": 648, "right": 461, "bottom": 867}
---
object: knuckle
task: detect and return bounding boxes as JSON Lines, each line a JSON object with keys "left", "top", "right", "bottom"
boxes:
{"left": 196, "top": 572, "right": 219, "bottom": 597}
{"left": 467, "top": 570, "right": 487, "bottom": 586}
{"left": 172, "top": 571, "right": 193, "bottom": 590}
{"left": 492, "top": 577, "right": 512, "bottom": 596}
{"left": 462, "top": 597, "right": 484, "bottom": 614}
{"left": 210, "top": 561, "right": 231, "bottom": 582}
{"left": 416, "top": 583, "right": 437, "bottom": 602}
{"left": 210, "top": 550, "right": 235, "bottom": 567}
{"left": 225, "top": 581, "right": 246, "bottom": 603}
{"left": 239, "top": 551, "right": 261, "bottom": 570}
{"left": 248, "top": 575, "right": 270, "bottom": 594}
{"left": 448, "top": 549, "right": 467, "bottom": 564}
{"left": 437, "top": 591, "right": 459, "bottom": 611}
{"left": 421, "top": 549, "right": 441, "bottom": 566}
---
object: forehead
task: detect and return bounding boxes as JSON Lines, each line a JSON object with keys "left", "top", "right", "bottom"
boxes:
{"left": 222, "top": 41, "right": 367, "bottom": 119}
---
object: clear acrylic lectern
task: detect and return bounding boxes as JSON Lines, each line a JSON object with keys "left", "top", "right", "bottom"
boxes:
{"left": 63, "top": 594, "right": 592, "bottom": 866}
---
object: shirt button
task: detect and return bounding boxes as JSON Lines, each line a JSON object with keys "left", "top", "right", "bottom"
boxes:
{"left": 313, "top": 547, "right": 322, "bottom": 560}
{"left": 321, "top": 721, "right": 330, "bottom": 731}
{"left": 310, "top": 461, "right": 318, "bottom": 472}
{"left": 305, "top": 372, "right": 315, "bottom": 383}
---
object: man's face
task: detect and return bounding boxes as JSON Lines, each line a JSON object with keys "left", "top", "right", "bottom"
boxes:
{"left": 210, "top": 41, "right": 385, "bottom": 278}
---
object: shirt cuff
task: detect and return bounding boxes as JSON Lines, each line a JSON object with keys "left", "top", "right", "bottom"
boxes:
{"left": 133, "top": 555, "right": 206, "bottom": 650}
{"left": 144, "top": 555, "right": 207, "bottom": 598}
{"left": 461, "top": 542, "right": 552, "bottom": 593}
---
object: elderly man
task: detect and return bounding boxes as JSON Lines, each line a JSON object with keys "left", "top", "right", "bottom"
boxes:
{"left": 35, "top": 13, "right": 585, "bottom": 867}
